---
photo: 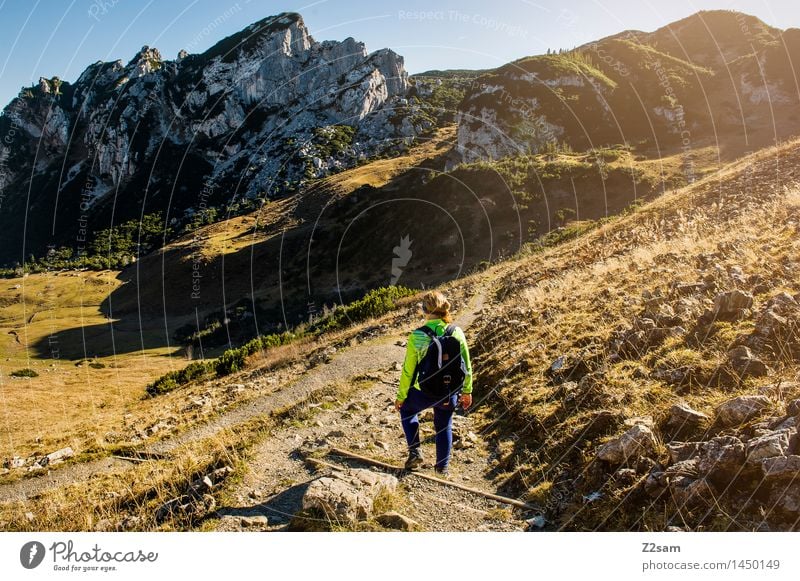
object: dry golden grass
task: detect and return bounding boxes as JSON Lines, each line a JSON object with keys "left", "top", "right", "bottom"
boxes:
{"left": 467, "top": 137, "right": 800, "bottom": 530}
{"left": 0, "top": 270, "right": 182, "bottom": 459}
{"left": 0, "top": 418, "right": 264, "bottom": 531}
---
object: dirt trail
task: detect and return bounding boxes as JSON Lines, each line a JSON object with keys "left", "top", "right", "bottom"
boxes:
{"left": 211, "top": 289, "right": 532, "bottom": 532}
{"left": 0, "top": 281, "right": 490, "bottom": 506}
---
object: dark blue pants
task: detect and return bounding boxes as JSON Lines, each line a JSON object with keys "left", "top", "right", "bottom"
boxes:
{"left": 400, "top": 388, "right": 458, "bottom": 470}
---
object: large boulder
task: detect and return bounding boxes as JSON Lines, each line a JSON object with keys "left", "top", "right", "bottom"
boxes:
{"left": 596, "top": 424, "right": 658, "bottom": 465}
{"left": 715, "top": 395, "right": 771, "bottom": 427}
{"left": 302, "top": 468, "right": 398, "bottom": 523}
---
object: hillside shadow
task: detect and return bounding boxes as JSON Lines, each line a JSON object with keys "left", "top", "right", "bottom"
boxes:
{"left": 31, "top": 148, "right": 478, "bottom": 359}
{"left": 29, "top": 315, "right": 184, "bottom": 360}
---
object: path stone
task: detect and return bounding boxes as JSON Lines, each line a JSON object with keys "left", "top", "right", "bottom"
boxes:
{"left": 376, "top": 511, "right": 419, "bottom": 531}
{"left": 301, "top": 468, "right": 398, "bottom": 523}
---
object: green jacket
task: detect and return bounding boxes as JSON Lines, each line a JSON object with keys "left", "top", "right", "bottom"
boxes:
{"left": 397, "top": 318, "right": 473, "bottom": 401}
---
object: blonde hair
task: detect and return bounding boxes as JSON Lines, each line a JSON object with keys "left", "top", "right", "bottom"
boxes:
{"left": 421, "top": 291, "right": 452, "bottom": 323}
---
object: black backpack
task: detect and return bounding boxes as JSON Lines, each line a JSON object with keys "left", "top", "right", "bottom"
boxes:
{"left": 413, "top": 325, "right": 466, "bottom": 399}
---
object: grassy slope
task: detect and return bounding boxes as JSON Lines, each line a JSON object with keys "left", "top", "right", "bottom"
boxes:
{"left": 467, "top": 137, "right": 800, "bottom": 530}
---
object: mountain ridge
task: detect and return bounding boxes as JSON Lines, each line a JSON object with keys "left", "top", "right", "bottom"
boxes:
{"left": 0, "top": 12, "right": 425, "bottom": 265}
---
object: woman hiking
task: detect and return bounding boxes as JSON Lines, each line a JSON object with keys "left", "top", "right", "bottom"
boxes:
{"left": 395, "top": 291, "right": 473, "bottom": 475}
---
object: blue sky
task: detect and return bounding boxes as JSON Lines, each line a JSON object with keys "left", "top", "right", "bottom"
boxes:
{"left": 0, "top": 0, "right": 798, "bottom": 107}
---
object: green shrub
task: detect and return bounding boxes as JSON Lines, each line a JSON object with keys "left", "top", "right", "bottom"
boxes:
{"left": 147, "top": 376, "right": 180, "bottom": 396}
{"left": 214, "top": 331, "right": 297, "bottom": 376}
{"left": 10, "top": 368, "right": 38, "bottom": 378}
{"left": 146, "top": 360, "right": 214, "bottom": 396}
{"left": 315, "top": 286, "right": 416, "bottom": 332}
{"left": 214, "top": 349, "right": 247, "bottom": 376}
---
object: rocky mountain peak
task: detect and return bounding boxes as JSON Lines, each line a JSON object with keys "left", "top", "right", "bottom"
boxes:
{"left": 0, "top": 11, "right": 427, "bottom": 265}
{"left": 126, "top": 45, "right": 162, "bottom": 78}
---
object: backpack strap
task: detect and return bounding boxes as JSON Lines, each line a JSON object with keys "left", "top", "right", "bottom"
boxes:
{"left": 444, "top": 324, "right": 456, "bottom": 336}
{"left": 417, "top": 325, "right": 436, "bottom": 339}
{"left": 410, "top": 326, "right": 434, "bottom": 388}
{"left": 413, "top": 325, "right": 443, "bottom": 375}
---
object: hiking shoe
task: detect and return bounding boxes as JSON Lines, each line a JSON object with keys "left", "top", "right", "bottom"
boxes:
{"left": 434, "top": 466, "right": 450, "bottom": 478}
{"left": 405, "top": 449, "right": 424, "bottom": 470}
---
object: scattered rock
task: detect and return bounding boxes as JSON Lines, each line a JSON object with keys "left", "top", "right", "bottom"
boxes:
{"left": 120, "top": 515, "right": 141, "bottom": 531}
{"left": 664, "top": 458, "right": 700, "bottom": 482}
{"left": 45, "top": 446, "right": 75, "bottom": 464}
{"left": 666, "top": 441, "right": 701, "bottom": 464}
{"left": 644, "top": 469, "right": 666, "bottom": 496}
{"left": 668, "top": 404, "right": 709, "bottom": 426}
{"left": 612, "top": 468, "right": 638, "bottom": 487}
{"left": 671, "top": 477, "right": 714, "bottom": 508}
{"left": 376, "top": 511, "right": 418, "bottom": 531}
{"left": 745, "top": 430, "right": 793, "bottom": 464}
{"left": 713, "top": 289, "right": 753, "bottom": 319}
{"left": 697, "top": 436, "right": 745, "bottom": 480}
{"left": 527, "top": 515, "right": 546, "bottom": 529}
{"left": 726, "top": 345, "right": 770, "bottom": 379}
{"left": 672, "top": 282, "right": 706, "bottom": 296}
{"left": 651, "top": 365, "right": 694, "bottom": 386}
{"left": 767, "top": 483, "right": 800, "bottom": 522}
{"left": 582, "top": 410, "right": 623, "bottom": 439}
{"left": 787, "top": 399, "right": 800, "bottom": 417}
{"left": 240, "top": 515, "right": 269, "bottom": 527}
{"left": 624, "top": 416, "right": 655, "bottom": 429}
{"left": 596, "top": 424, "right": 658, "bottom": 465}
{"left": 156, "top": 493, "right": 216, "bottom": 524}
{"left": 664, "top": 404, "right": 709, "bottom": 439}
{"left": 715, "top": 395, "right": 771, "bottom": 427}
{"left": 761, "top": 455, "right": 800, "bottom": 481}
{"left": 93, "top": 518, "right": 114, "bottom": 532}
